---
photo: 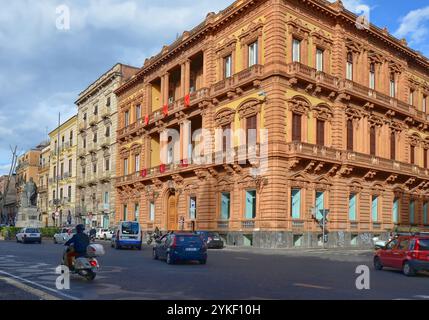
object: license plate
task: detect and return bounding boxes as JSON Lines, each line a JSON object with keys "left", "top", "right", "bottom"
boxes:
{"left": 30, "top": 234, "right": 38, "bottom": 237}
{"left": 185, "top": 248, "right": 198, "bottom": 252}
{"left": 213, "top": 238, "right": 220, "bottom": 241}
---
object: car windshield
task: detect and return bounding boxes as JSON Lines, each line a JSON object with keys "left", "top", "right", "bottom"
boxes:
{"left": 26, "top": 228, "right": 39, "bottom": 233}
{"left": 418, "top": 239, "right": 429, "bottom": 251}
{"left": 176, "top": 235, "right": 201, "bottom": 243}
{"left": 121, "top": 222, "right": 139, "bottom": 235}
{"left": 208, "top": 232, "right": 220, "bottom": 237}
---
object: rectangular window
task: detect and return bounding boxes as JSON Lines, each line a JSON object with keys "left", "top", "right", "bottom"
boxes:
{"left": 371, "top": 195, "right": 379, "bottom": 222}
{"left": 67, "top": 186, "right": 71, "bottom": 200}
{"left": 316, "top": 49, "right": 324, "bottom": 72}
{"left": 93, "top": 163, "right": 97, "bottom": 174}
{"left": 409, "top": 200, "right": 415, "bottom": 225}
{"left": 105, "top": 126, "right": 110, "bottom": 137}
{"left": 149, "top": 202, "right": 155, "bottom": 222}
{"left": 409, "top": 90, "right": 414, "bottom": 106}
{"left": 347, "top": 119, "right": 353, "bottom": 151}
{"left": 69, "top": 131, "right": 73, "bottom": 146}
{"left": 315, "top": 191, "right": 324, "bottom": 220}
{"left": 369, "top": 63, "right": 375, "bottom": 90}
{"left": 424, "top": 149, "right": 428, "bottom": 169}
{"left": 94, "top": 105, "right": 98, "bottom": 115}
{"left": 224, "top": 55, "right": 232, "bottom": 78}
{"left": 393, "top": 198, "right": 399, "bottom": 224}
{"left": 390, "top": 74, "right": 396, "bottom": 97}
{"left": 106, "top": 97, "right": 111, "bottom": 107}
{"left": 246, "top": 115, "right": 257, "bottom": 145}
{"left": 135, "top": 104, "right": 141, "bottom": 120}
{"left": 349, "top": 193, "right": 357, "bottom": 221}
{"left": 370, "top": 126, "right": 376, "bottom": 156}
{"left": 220, "top": 192, "right": 231, "bottom": 220}
{"left": 60, "top": 188, "right": 63, "bottom": 200}
{"left": 390, "top": 132, "right": 396, "bottom": 160}
{"left": 316, "top": 120, "right": 325, "bottom": 146}
{"left": 68, "top": 159, "right": 72, "bottom": 175}
{"left": 134, "top": 154, "right": 140, "bottom": 173}
{"left": 248, "top": 42, "right": 258, "bottom": 67}
{"left": 423, "top": 96, "right": 427, "bottom": 113}
{"left": 60, "top": 162, "right": 64, "bottom": 176}
{"left": 291, "top": 188, "right": 301, "bottom": 219}
{"left": 104, "top": 192, "right": 109, "bottom": 205}
{"left": 292, "top": 113, "right": 302, "bottom": 142}
{"left": 222, "top": 125, "right": 231, "bottom": 152}
{"left": 245, "top": 190, "right": 257, "bottom": 219}
{"left": 410, "top": 145, "right": 415, "bottom": 164}
{"left": 189, "top": 196, "right": 197, "bottom": 220}
{"left": 424, "top": 202, "right": 428, "bottom": 225}
{"left": 346, "top": 53, "right": 353, "bottom": 80}
{"left": 83, "top": 138, "right": 86, "bottom": 149}
{"left": 124, "top": 158, "right": 128, "bottom": 175}
{"left": 123, "top": 204, "right": 127, "bottom": 221}
{"left": 124, "top": 111, "right": 130, "bottom": 127}
{"left": 105, "top": 158, "right": 110, "bottom": 171}
{"left": 134, "top": 203, "right": 140, "bottom": 221}
{"left": 292, "top": 39, "right": 301, "bottom": 63}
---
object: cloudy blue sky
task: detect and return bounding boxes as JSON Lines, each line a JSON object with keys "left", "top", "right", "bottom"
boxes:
{"left": 0, "top": 0, "right": 428, "bottom": 174}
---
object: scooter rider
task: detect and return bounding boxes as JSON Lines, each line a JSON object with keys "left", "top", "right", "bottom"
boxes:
{"left": 64, "top": 224, "right": 90, "bottom": 270}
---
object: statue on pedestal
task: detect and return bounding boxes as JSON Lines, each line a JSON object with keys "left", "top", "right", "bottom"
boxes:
{"left": 22, "top": 178, "right": 37, "bottom": 208}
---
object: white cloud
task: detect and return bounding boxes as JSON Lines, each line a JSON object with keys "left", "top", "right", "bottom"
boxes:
{"left": 394, "top": 6, "right": 429, "bottom": 46}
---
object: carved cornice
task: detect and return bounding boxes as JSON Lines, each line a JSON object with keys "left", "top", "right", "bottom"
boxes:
{"left": 288, "top": 97, "right": 311, "bottom": 115}
{"left": 215, "top": 108, "right": 236, "bottom": 127}
{"left": 239, "top": 19, "right": 264, "bottom": 45}
{"left": 286, "top": 18, "right": 310, "bottom": 40}
{"left": 216, "top": 36, "right": 237, "bottom": 57}
{"left": 237, "top": 98, "right": 262, "bottom": 120}
{"left": 312, "top": 103, "right": 333, "bottom": 121}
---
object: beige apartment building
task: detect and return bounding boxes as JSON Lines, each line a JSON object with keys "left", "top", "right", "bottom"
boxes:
{"left": 75, "top": 64, "right": 139, "bottom": 228}
{"left": 115, "top": 0, "right": 429, "bottom": 248}
{"left": 48, "top": 115, "right": 78, "bottom": 227}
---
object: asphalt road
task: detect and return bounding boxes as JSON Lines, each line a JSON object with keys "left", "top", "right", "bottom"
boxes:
{"left": 0, "top": 240, "right": 428, "bottom": 300}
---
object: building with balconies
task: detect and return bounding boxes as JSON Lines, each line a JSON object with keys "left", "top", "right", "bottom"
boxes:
{"left": 114, "top": 0, "right": 429, "bottom": 248}
{"left": 75, "top": 63, "right": 139, "bottom": 228}
{"left": 48, "top": 115, "right": 78, "bottom": 227}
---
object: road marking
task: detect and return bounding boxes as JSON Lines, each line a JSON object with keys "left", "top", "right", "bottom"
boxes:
{"left": 235, "top": 257, "right": 250, "bottom": 261}
{"left": 0, "top": 276, "right": 60, "bottom": 300}
{"left": 293, "top": 283, "right": 332, "bottom": 290}
{"left": 0, "top": 270, "right": 80, "bottom": 301}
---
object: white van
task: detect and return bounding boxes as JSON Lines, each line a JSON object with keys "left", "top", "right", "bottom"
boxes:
{"left": 111, "top": 221, "right": 142, "bottom": 250}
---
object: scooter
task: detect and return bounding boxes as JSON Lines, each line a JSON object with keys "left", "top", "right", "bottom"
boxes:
{"left": 61, "top": 244, "right": 104, "bottom": 281}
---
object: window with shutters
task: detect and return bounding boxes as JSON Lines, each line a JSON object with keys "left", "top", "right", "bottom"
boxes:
{"left": 292, "top": 113, "right": 302, "bottom": 142}
{"left": 315, "top": 191, "right": 324, "bottom": 220}
{"left": 424, "top": 202, "right": 428, "bottom": 225}
{"left": 393, "top": 197, "right": 399, "bottom": 224}
{"left": 424, "top": 149, "right": 428, "bottom": 168}
{"left": 316, "top": 119, "right": 325, "bottom": 146}
{"left": 246, "top": 115, "right": 257, "bottom": 145}
{"left": 390, "top": 132, "right": 396, "bottom": 160}
{"left": 291, "top": 189, "right": 301, "bottom": 219}
{"left": 347, "top": 119, "right": 353, "bottom": 151}
{"left": 369, "top": 63, "right": 375, "bottom": 89}
{"left": 346, "top": 52, "right": 353, "bottom": 80}
{"left": 292, "top": 39, "right": 301, "bottom": 63}
{"left": 349, "top": 193, "right": 357, "bottom": 221}
{"left": 316, "top": 48, "right": 324, "bottom": 72}
{"left": 248, "top": 42, "right": 258, "bottom": 67}
{"left": 370, "top": 126, "right": 376, "bottom": 156}
{"left": 410, "top": 145, "right": 415, "bottom": 164}
{"left": 371, "top": 195, "right": 379, "bottom": 222}
{"left": 389, "top": 73, "right": 396, "bottom": 98}
{"left": 409, "top": 200, "right": 415, "bottom": 225}
{"left": 220, "top": 192, "right": 231, "bottom": 220}
{"left": 245, "top": 190, "right": 256, "bottom": 219}
{"left": 222, "top": 124, "right": 231, "bottom": 152}
{"left": 224, "top": 55, "right": 232, "bottom": 79}
{"left": 423, "top": 96, "right": 427, "bottom": 113}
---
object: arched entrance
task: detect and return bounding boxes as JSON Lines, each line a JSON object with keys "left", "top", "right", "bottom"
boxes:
{"left": 167, "top": 192, "right": 178, "bottom": 231}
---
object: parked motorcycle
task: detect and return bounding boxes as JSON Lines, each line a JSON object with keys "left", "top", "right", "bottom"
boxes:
{"left": 147, "top": 232, "right": 162, "bottom": 245}
{"left": 61, "top": 244, "right": 105, "bottom": 281}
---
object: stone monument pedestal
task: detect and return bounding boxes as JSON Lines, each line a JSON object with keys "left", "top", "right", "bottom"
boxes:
{"left": 15, "top": 207, "right": 42, "bottom": 228}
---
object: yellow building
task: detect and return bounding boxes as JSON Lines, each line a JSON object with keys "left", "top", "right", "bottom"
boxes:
{"left": 48, "top": 115, "right": 78, "bottom": 227}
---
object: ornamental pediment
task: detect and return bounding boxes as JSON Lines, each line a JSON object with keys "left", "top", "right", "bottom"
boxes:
{"left": 216, "top": 36, "right": 237, "bottom": 56}
{"left": 237, "top": 98, "right": 262, "bottom": 119}
{"left": 288, "top": 96, "right": 311, "bottom": 115}
{"left": 345, "top": 38, "right": 363, "bottom": 54}
{"left": 286, "top": 18, "right": 310, "bottom": 39}
{"left": 368, "top": 50, "right": 384, "bottom": 64}
{"left": 215, "top": 108, "right": 236, "bottom": 127}
{"left": 239, "top": 19, "right": 264, "bottom": 45}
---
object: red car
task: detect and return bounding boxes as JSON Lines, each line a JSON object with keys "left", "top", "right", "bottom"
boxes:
{"left": 374, "top": 234, "right": 429, "bottom": 276}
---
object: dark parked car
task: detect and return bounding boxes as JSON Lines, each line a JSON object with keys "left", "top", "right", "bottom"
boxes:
{"left": 153, "top": 232, "right": 207, "bottom": 265}
{"left": 374, "top": 233, "right": 429, "bottom": 276}
{"left": 196, "top": 231, "right": 224, "bottom": 249}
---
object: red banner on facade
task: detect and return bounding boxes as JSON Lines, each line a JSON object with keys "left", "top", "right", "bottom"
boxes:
{"left": 141, "top": 169, "right": 147, "bottom": 178}
{"left": 144, "top": 114, "right": 149, "bottom": 125}
{"left": 159, "top": 164, "right": 166, "bottom": 173}
{"left": 162, "top": 104, "right": 168, "bottom": 116}
{"left": 184, "top": 94, "right": 191, "bottom": 107}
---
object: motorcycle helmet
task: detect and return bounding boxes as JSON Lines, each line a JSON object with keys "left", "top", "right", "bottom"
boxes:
{"left": 76, "top": 224, "right": 85, "bottom": 233}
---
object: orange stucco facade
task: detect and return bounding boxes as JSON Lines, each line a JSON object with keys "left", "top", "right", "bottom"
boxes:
{"left": 114, "top": 0, "right": 429, "bottom": 248}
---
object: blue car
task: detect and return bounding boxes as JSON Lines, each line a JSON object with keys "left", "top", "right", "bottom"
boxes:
{"left": 153, "top": 232, "right": 207, "bottom": 265}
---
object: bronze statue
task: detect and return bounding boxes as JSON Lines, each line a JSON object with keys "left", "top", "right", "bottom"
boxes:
{"left": 23, "top": 178, "right": 37, "bottom": 207}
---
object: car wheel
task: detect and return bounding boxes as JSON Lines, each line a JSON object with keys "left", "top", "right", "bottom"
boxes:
{"left": 200, "top": 259, "right": 207, "bottom": 265}
{"left": 153, "top": 249, "right": 158, "bottom": 260}
{"left": 166, "top": 253, "right": 174, "bottom": 265}
{"left": 373, "top": 257, "right": 383, "bottom": 270}
{"left": 85, "top": 270, "right": 96, "bottom": 281}
{"left": 403, "top": 261, "right": 416, "bottom": 277}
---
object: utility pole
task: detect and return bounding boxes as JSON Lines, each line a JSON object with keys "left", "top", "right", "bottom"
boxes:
{"left": 1, "top": 146, "right": 18, "bottom": 225}
{"left": 56, "top": 112, "right": 61, "bottom": 227}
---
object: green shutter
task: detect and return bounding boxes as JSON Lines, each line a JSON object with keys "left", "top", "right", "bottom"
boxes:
{"left": 409, "top": 200, "right": 415, "bottom": 224}
{"left": 424, "top": 202, "right": 428, "bottom": 225}
{"left": 315, "top": 192, "right": 324, "bottom": 220}
{"left": 349, "top": 194, "right": 356, "bottom": 221}
{"left": 221, "top": 193, "right": 230, "bottom": 220}
{"left": 393, "top": 198, "right": 399, "bottom": 224}
{"left": 245, "top": 190, "right": 256, "bottom": 219}
{"left": 291, "top": 189, "right": 301, "bottom": 219}
{"left": 371, "top": 196, "right": 378, "bottom": 222}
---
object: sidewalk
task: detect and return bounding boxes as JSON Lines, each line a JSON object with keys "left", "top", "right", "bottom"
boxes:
{"left": 220, "top": 245, "right": 373, "bottom": 256}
